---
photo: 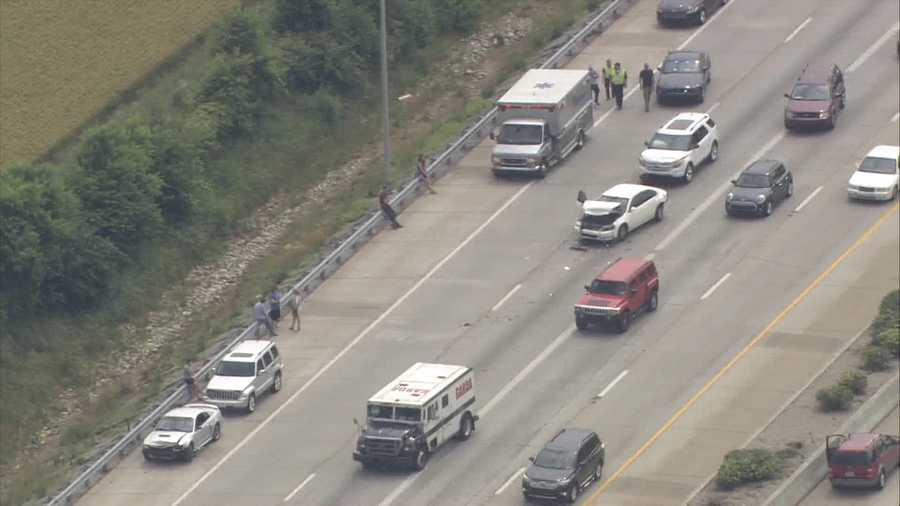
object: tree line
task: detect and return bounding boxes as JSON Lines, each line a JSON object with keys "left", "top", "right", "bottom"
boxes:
{"left": 0, "top": 0, "right": 483, "bottom": 343}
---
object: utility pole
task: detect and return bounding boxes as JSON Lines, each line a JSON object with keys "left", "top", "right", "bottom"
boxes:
{"left": 379, "top": 0, "right": 391, "bottom": 186}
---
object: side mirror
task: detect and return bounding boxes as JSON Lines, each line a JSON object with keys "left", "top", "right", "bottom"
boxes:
{"left": 353, "top": 417, "right": 360, "bottom": 428}
{"left": 690, "top": 143, "right": 699, "bottom": 150}
{"left": 656, "top": 65, "right": 662, "bottom": 71}
{"left": 783, "top": 93, "right": 791, "bottom": 99}
{"left": 584, "top": 285, "right": 591, "bottom": 292}
{"left": 529, "top": 456, "right": 535, "bottom": 463}
{"left": 643, "top": 140, "right": 650, "bottom": 147}
{"left": 730, "top": 179, "right": 737, "bottom": 185}
{"left": 577, "top": 190, "right": 587, "bottom": 204}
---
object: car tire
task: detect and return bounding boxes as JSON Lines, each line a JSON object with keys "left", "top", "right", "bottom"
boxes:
{"left": 648, "top": 291, "right": 658, "bottom": 312}
{"left": 877, "top": 469, "right": 885, "bottom": 489}
{"left": 456, "top": 414, "right": 474, "bottom": 441}
{"left": 535, "top": 163, "right": 547, "bottom": 179}
{"left": 594, "top": 460, "right": 604, "bottom": 481}
{"left": 575, "top": 130, "right": 586, "bottom": 150}
{"left": 212, "top": 423, "right": 221, "bottom": 442}
{"left": 827, "top": 113, "right": 836, "bottom": 130}
{"left": 763, "top": 201, "right": 773, "bottom": 217}
{"left": 683, "top": 163, "right": 694, "bottom": 183}
{"left": 183, "top": 443, "right": 195, "bottom": 463}
{"left": 246, "top": 393, "right": 256, "bottom": 413}
{"left": 697, "top": 9, "right": 707, "bottom": 24}
{"left": 617, "top": 224, "right": 629, "bottom": 242}
{"left": 576, "top": 315, "right": 589, "bottom": 331}
{"left": 786, "top": 180, "right": 794, "bottom": 198}
{"left": 698, "top": 86, "right": 705, "bottom": 103}
{"left": 708, "top": 141, "right": 719, "bottom": 163}
{"left": 271, "top": 372, "right": 282, "bottom": 393}
{"left": 891, "top": 185, "right": 898, "bottom": 200}
{"left": 617, "top": 311, "right": 631, "bottom": 333}
{"left": 567, "top": 483, "right": 579, "bottom": 503}
{"left": 413, "top": 449, "right": 429, "bottom": 471}
{"left": 654, "top": 204, "right": 664, "bottom": 222}
{"left": 143, "top": 452, "right": 152, "bottom": 462}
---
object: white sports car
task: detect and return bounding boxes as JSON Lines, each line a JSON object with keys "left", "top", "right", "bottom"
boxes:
{"left": 142, "top": 403, "right": 222, "bottom": 462}
{"left": 575, "top": 184, "right": 668, "bottom": 242}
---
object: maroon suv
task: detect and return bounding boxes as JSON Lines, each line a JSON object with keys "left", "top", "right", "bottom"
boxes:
{"left": 784, "top": 64, "right": 846, "bottom": 130}
{"left": 574, "top": 257, "right": 659, "bottom": 332}
{"left": 826, "top": 433, "right": 900, "bottom": 489}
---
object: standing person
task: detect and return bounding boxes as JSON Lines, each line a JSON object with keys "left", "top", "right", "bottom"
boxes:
{"left": 269, "top": 289, "right": 282, "bottom": 328}
{"left": 379, "top": 186, "right": 402, "bottom": 229}
{"left": 602, "top": 59, "right": 614, "bottom": 101}
{"left": 611, "top": 62, "right": 628, "bottom": 110}
{"left": 183, "top": 359, "right": 197, "bottom": 401}
{"left": 639, "top": 63, "right": 654, "bottom": 113}
{"left": 416, "top": 154, "right": 437, "bottom": 194}
{"left": 588, "top": 66, "right": 601, "bottom": 106}
{"left": 254, "top": 296, "right": 277, "bottom": 337}
{"left": 287, "top": 290, "right": 303, "bottom": 331}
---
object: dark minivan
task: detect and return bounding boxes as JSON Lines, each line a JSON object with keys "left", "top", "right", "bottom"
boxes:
{"left": 827, "top": 433, "right": 900, "bottom": 489}
{"left": 784, "top": 64, "right": 845, "bottom": 130}
{"left": 522, "top": 428, "right": 605, "bottom": 503}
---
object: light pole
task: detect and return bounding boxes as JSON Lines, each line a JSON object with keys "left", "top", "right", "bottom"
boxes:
{"left": 379, "top": 0, "right": 391, "bottom": 187}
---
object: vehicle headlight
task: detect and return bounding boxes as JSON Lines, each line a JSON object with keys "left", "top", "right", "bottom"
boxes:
{"left": 818, "top": 110, "right": 829, "bottom": 119}
{"left": 240, "top": 387, "right": 252, "bottom": 399}
{"left": 557, "top": 473, "right": 574, "bottom": 483}
{"left": 755, "top": 194, "right": 767, "bottom": 203}
{"left": 785, "top": 111, "right": 795, "bottom": 119}
{"left": 491, "top": 155, "right": 500, "bottom": 165}
{"left": 726, "top": 192, "right": 734, "bottom": 201}
{"left": 673, "top": 156, "right": 689, "bottom": 166}
{"left": 600, "top": 225, "right": 615, "bottom": 231}
{"left": 847, "top": 184, "right": 857, "bottom": 191}
{"left": 575, "top": 220, "right": 582, "bottom": 227}
{"left": 639, "top": 157, "right": 647, "bottom": 167}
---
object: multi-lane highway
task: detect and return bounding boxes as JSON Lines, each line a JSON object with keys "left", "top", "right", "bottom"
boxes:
{"left": 80, "top": 0, "right": 900, "bottom": 505}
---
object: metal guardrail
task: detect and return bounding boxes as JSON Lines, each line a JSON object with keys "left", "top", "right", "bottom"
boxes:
{"left": 46, "top": 1, "right": 633, "bottom": 504}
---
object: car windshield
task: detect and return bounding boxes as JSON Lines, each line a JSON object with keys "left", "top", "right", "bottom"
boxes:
{"left": 736, "top": 173, "right": 770, "bottom": 188}
{"left": 157, "top": 416, "right": 193, "bottom": 432}
{"left": 589, "top": 280, "right": 627, "bottom": 295}
{"left": 534, "top": 448, "right": 576, "bottom": 470}
{"left": 216, "top": 360, "right": 255, "bottom": 377}
{"left": 647, "top": 133, "right": 692, "bottom": 151}
{"left": 394, "top": 407, "right": 421, "bottom": 422}
{"left": 661, "top": 58, "right": 701, "bottom": 73}
{"left": 497, "top": 124, "right": 543, "bottom": 145}
{"left": 790, "top": 84, "right": 830, "bottom": 100}
{"left": 830, "top": 451, "right": 872, "bottom": 467}
{"left": 858, "top": 156, "right": 897, "bottom": 175}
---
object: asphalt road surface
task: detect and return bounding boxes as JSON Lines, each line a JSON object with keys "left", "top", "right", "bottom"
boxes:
{"left": 799, "top": 406, "right": 900, "bottom": 506}
{"left": 80, "top": 0, "right": 900, "bottom": 505}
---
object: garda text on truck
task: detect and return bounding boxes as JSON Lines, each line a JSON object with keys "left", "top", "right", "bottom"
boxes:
{"left": 491, "top": 69, "right": 594, "bottom": 178}
{"left": 353, "top": 363, "right": 478, "bottom": 471}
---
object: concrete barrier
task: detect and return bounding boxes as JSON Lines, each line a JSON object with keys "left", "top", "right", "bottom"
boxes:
{"left": 762, "top": 373, "right": 900, "bottom": 506}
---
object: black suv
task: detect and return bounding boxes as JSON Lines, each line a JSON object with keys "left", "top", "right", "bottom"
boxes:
{"left": 657, "top": 0, "right": 727, "bottom": 25}
{"left": 726, "top": 159, "right": 793, "bottom": 217}
{"left": 522, "top": 428, "right": 605, "bottom": 503}
{"left": 656, "top": 50, "right": 711, "bottom": 104}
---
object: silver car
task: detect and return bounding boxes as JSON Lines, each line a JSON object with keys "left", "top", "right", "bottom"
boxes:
{"left": 201, "top": 339, "right": 284, "bottom": 413}
{"left": 143, "top": 403, "right": 222, "bottom": 462}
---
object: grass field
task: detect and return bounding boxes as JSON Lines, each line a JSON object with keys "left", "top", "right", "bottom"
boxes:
{"left": 0, "top": 0, "right": 239, "bottom": 168}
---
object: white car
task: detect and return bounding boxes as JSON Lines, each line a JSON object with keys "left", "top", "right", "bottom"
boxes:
{"left": 575, "top": 184, "right": 668, "bottom": 242}
{"left": 639, "top": 112, "right": 719, "bottom": 183}
{"left": 848, "top": 145, "right": 899, "bottom": 201}
{"left": 142, "top": 403, "right": 222, "bottom": 462}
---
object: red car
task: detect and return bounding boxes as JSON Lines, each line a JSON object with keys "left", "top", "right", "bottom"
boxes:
{"left": 573, "top": 257, "right": 659, "bottom": 333}
{"left": 826, "top": 433, "right": 900, "bottom": 489}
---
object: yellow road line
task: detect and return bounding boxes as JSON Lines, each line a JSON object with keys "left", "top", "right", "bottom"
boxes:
{"left": 586, "top": 202, "right": 899, "bottom": 504}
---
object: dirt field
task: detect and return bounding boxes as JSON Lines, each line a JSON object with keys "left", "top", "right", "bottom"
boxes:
{"left": 0, "top": 0, "right": 238, "bottom": 167}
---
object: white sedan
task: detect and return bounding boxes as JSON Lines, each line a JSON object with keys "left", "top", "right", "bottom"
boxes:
{"left": 848, "top": 145, "right": 899, "bottom": 201}
{"left": 575, "top": 183, "right": 668, "bottom": 242}
{"left": 142, "top": 403, "right": 222, "bottom": 462}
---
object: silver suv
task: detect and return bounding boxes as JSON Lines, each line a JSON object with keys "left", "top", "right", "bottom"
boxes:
{"left": 201, "top": 339, "right": 284, "bottom": 413}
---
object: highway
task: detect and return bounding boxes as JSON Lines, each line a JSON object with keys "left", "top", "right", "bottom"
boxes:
{"left": 798, "top": 406, "right": 900, "bottom": 506}
{"left": 79, "top": 0, "right": 900, "bottom": 505}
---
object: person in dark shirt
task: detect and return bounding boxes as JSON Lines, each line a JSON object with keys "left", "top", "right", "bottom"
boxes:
{"left": 379, "top": 186, "right": 402, "bottom": 229}
{"left": 639, "top": 63, "right": 654, "bottom": 113}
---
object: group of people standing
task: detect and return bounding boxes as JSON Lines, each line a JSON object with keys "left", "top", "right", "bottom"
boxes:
{"left": 379, "top": 153, "right": 437, "bottom": 230}
{"left": 254, "top": 288, "right": 304, "bottom": 338}
{"left": 588, "top": 60, "right": 656, "bottom": 112}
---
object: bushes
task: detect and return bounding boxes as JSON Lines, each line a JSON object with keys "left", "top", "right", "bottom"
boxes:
{"left": 715, "top": 448, "right": 784, "bottom": 490}
{"left": 837, "top": 370, "right": 867, "bottom": 395}
{"left": 871, "top": 290, "right": 899, "bottom": 359}
{"left": 816, "top": 383, "right": 854, "bottom": 411}
{"left": 862, "top": 344, "right": 892, "bottom": 371}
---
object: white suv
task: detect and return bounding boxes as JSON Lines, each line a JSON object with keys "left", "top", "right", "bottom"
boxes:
{"left": 847, "top": 145, "right": 899, "bottom": 201}
{"left": 201, "top": 339, "right": 284, "bottom": 413}
{"left": 639, "top": 112, "right": 719, "bottom": 183}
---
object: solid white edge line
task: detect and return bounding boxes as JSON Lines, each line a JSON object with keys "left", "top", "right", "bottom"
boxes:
{"left": 495, "top": 467, "right": 527, "bottom": 495}
{"left": 676, "top": 0, "right": 740, "bottom": 50}
{"left": 492, "top": 284, "right": 522, "bottom": 312}
{"left": 705, "top": 102, "right": 720, "bottom": 115}
{"left": 596, "top": 370, "right": 629, "bottom": 398}
{"left": 793, "top": 186, "right": 823, "bottom": 213}
{"left": 171, "top": 182, "right": 534, "bottom": 506}
{"left": 784, "top": 17, "right": 812, "bottom": 43}
{"left": 654, "top": 131, "right": 785, "bottom": 252}
{"left": 700, "top": 273, "right": 731, "bottom": 301}
{"left": 283, "top": 473, "right": 316, "bottom": 503}
{"left": 378, "top": 325, "right": 576, "bottom": 506}
{"left": 847, "top": 22, "right": 900, "bottom": 73}
{"left": 891, "top": 112, "right": 899, "bottom": 123}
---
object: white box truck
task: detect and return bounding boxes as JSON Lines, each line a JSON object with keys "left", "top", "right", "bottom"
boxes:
{"left": 491, "top": 69, "right": 594, "bottom": 178}
{"left": 352, "top": 363, "right": 478, "bottom": 471}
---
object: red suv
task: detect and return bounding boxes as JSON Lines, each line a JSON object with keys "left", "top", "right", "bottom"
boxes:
{"left": 574, "top": 258, "right": 659, "bottom": 333}
{"left": 783, "top": 64, "right": 845, "bottom": 130}
{"left": 826, "top": 433, "right": 900, "bottom": 489}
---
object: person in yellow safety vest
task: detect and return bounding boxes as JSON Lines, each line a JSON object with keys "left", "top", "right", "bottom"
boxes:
{"left": 610, "top": 62, "right": 628, "bottom": 110}
{"left": 601, "top": 59, "right": 614, "bottom": 101}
